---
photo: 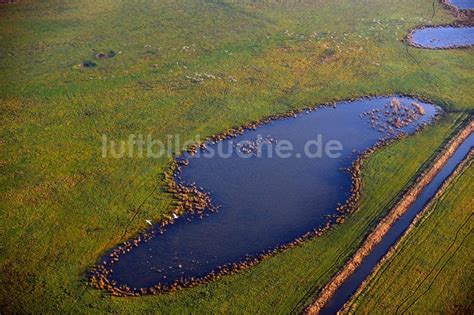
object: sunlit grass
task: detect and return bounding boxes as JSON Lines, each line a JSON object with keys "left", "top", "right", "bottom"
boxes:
{"left": 0, "top": 0, "right": 472, "bottom": 312}
{"left": 347, "top": 163, "right": 473, "bottom": 314}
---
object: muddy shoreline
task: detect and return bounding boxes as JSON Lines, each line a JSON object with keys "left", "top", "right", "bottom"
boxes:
{"left": 89, "top": 95, "right": 441, "bottom": 297}
{"left": 405, "top": 0, "right": 474, "bottom": 50}
{"left": 304, "top": 119, "right": 473, "bottom": 315}
{"left": 341, "top": 149, "right": 473, "bottom": 314}
{"left": 441, "top": 0, "right": 474, "bottom": 19}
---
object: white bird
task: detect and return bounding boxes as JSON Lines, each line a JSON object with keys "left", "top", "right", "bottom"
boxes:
{"left": 146, "top": 220, "right": 152, "bottom": 225}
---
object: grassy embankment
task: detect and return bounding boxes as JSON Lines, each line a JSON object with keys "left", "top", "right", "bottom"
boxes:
{"left": 346, "top": 162, "right": 473, "bottom": 314}
{"left": 0, "top": 0, "right": 473, "bottom": 313}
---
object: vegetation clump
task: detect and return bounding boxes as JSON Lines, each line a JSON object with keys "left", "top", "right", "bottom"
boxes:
{"left": 95, "top": 50, "right": 116, "bottom": 59}
{"left": 77, "top": 60, "right": 97, "bottom": 68}
{"left": 360, "top": 97, "right": 426, "bottom": 133}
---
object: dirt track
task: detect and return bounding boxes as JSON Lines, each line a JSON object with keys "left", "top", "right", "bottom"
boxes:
{"left": 305, "top": 119, "right": 473, "bottom": 315}
{"left": 341, "top": 149, "right": 473, "bottom": 313}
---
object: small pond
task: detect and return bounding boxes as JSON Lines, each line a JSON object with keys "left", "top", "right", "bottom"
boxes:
{"left": 409, "top": 26, "right": 474, "bottom": 49}
{"left": 448, "top": 0, "right": 474, "bottom": 10}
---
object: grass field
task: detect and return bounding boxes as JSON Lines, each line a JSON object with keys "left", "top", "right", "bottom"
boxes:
{"left": 0, "top": 0, "right": 473, "bottom": 313}
{"left": 346, "top": 162, "right": 473, "bottom": 314}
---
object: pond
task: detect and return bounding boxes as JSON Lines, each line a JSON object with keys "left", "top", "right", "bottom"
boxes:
{"left": 409, "top": 26, "right": 474, "bottom": 49}
{"left": 448, "top": 0, "right": 474, "bottom": 10}
{"left": 93, "top": 96, "right": 439, "bottom": 294}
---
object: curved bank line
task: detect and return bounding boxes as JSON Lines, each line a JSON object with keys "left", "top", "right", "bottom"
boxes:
{"left": 405, "top": 0, "right": 474, "bottom": 49}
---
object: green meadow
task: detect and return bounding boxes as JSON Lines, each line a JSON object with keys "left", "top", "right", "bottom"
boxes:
{"left": 347, "top": 162, "right": 473, "bottom": 314}
{"left": 0, "top": 0, "right": 472, "bottom": 313}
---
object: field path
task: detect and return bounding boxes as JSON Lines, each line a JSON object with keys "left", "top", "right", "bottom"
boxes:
{"left": 305, "top": 119, "right": 473, "bottom": 314}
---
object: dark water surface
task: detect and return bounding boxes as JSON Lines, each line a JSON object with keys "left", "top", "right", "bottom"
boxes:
{"left": 108, "top": 97, "right": 437, "bottom": 289}
{"left": 410, "top": 27, "right": 474, "bottom": 49}
{"left": 320, "top": 132, "right": 473, "bottom": 315}
{"left": 448, "top": 0, "right": 474, "bottom": 10}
